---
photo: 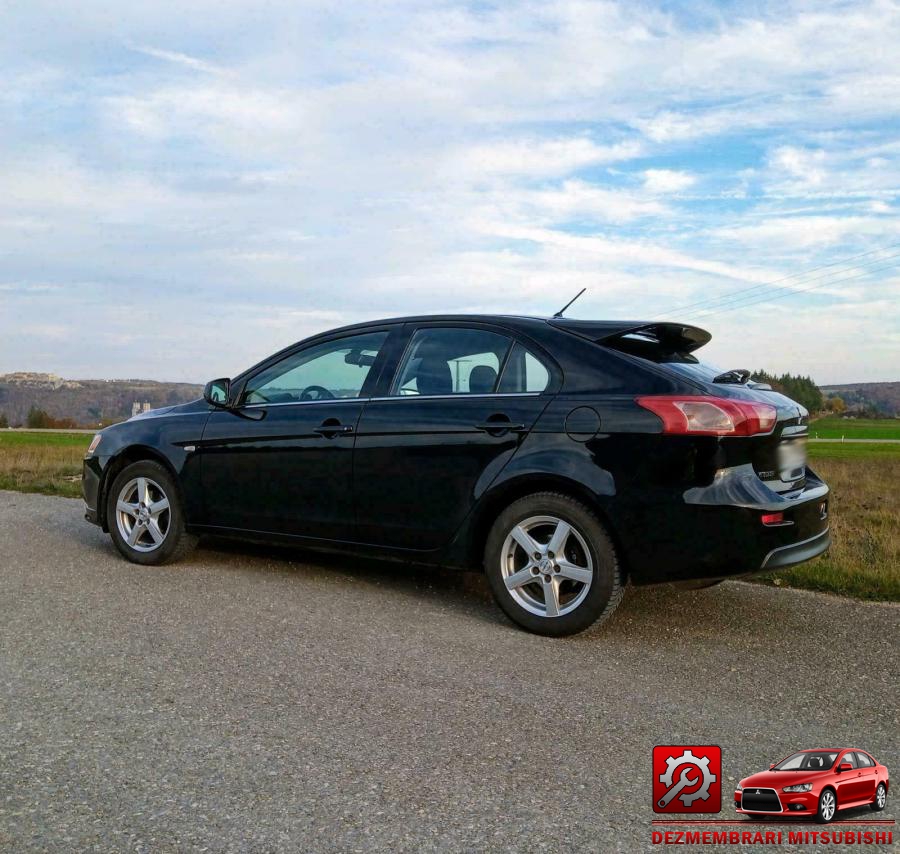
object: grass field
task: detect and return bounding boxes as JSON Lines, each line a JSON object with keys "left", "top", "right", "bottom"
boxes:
{"left": 1, "top": 430, "right": 898, "bottom": 601}
{"left": 0, "top": 431, "right": 89, "bottom": 498}
{"left": 809, "top": 416, "right": 900, "bottom": 440}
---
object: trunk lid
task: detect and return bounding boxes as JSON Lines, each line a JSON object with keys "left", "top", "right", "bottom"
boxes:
{"left": 561, "top": 318, "right": 810, "bottom": 492}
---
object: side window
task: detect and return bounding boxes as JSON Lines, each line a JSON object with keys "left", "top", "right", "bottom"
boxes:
{"left": 243, "top": 331, "right": 388, "bottom": 404}
{"left": 840, "top": 752, "right": 858, "bottom": 769}
{"left": 856, "top": 753, "right": 873, "bottom": 768}
{"left": 497, "top": 343, "right": 551, "bottom": 393}
{"left": 392, "top": 328, "right": 512, "bottom": 396}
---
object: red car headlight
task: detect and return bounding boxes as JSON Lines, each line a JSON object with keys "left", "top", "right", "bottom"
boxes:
{"left": 782, "top": 783, "right": 813, "bottom": 792}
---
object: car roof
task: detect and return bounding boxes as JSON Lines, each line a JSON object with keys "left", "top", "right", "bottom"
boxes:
{"left": 301, "top": 313, "right": 709, "bottom": 344}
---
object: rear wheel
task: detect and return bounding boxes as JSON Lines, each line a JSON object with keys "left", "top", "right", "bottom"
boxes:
{"left": 484, "top": 492, "right": 623, "bottom": 636}
{"left": 815, "top": 788, "right": 837, "bottom": 824}
{"left": 871, "top": 783, "right": 887, "bottom": 811}
{"left": 106, "top": 460, "right": 196, "bottom": 565}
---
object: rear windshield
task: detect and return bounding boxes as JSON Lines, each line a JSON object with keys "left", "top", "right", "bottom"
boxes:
{"left": 661, "top": 361, "right": 725, "bottom": 383}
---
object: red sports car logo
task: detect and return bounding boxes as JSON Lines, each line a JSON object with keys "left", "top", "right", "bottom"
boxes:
{"left": 735, "top": 749, "right": 889, "bottom": 823}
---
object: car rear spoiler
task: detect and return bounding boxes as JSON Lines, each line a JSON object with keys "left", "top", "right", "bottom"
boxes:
{"left": 548, "top": 319, "right": 712, "bottom": 354}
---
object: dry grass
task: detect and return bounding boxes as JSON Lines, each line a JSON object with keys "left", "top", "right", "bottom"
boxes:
{"left": 761, "top": 452, "right": 900, "bottom": 601}
{"left": 0, "top": 432, "right": 897, "bottom": 601}
{"left": 0, "top": 432, "right": 87, "bottom": 498}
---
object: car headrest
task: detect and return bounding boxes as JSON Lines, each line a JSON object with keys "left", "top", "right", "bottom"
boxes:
{"left": 468, "top": 364, "right": 497, "bottom": 394}
{"left": 416, "top": 356, "right": 452, "bottom": 396}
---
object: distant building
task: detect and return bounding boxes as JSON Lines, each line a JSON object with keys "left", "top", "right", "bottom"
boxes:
{"left": 131, "top": 401, "right": 152, "bottom": 416}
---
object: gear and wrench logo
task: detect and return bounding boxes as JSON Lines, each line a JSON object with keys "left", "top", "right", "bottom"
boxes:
{"left": 652, "top": 745, "right": 722, "bottom": 813}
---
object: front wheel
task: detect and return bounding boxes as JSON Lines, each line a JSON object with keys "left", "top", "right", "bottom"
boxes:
{"left": 815, "top": 789, "right": 837, "bottom": 824}
{"left": 484, "top": 492, "right": 623, "bottom": 637}
{"left": 871, "top": 783, "right": 887, "bottom": 811}
{"left": 106, "top": 460, "right": 196, "bottom": 565}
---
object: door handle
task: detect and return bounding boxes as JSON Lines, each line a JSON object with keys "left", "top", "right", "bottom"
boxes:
{"left": 314, "top": 421, "right": 354, "bottom": 437}
{"left": 474, "top": 417, "right": 527, "bottom": 434}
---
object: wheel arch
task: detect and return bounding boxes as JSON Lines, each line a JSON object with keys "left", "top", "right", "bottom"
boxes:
{"left": 98, "top": 445, "right": 180, "bottom": 531}
{"left": 463, "top": 473, "right": 629, "bottom": 580}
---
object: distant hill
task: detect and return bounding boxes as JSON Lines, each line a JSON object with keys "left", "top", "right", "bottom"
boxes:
{"left": 0, "top": 373, "right": 202, "bottom": 427}
{"left": 819, "top": 382, "right": 900, "bottom": 417}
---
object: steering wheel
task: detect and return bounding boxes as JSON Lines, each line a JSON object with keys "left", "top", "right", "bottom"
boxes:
{"left": 299, "top": 385, "right": 336, "bottom": 401}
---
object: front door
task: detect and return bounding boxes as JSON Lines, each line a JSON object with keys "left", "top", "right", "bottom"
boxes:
{"left": 353, "top": 325, "right": 555, "bottom": 550}
{"left": 200, "top": 329, "right": 390, "bottom": 540}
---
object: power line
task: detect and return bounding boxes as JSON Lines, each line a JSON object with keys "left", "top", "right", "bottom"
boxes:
{"left": 654, "top": 241, "right": 900, "bottom": 320}
{"left": 675, "top": 249, "right": 900, "bottom": 319}
{"left": 680, "top": 259, "right": 900, "bottom": 321}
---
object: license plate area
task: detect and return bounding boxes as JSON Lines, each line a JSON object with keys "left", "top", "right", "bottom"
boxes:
{"left": 777, "top": 437, "right": 807, "bottom": 482}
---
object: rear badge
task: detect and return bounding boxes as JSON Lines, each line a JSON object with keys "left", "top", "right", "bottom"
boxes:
{"left": 819, "top": 501, "right": 828, "bottom": 520}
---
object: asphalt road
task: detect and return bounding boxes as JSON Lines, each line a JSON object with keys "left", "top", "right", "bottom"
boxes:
{"left": 1, "top": 491, "right": 897, "bottom": 853}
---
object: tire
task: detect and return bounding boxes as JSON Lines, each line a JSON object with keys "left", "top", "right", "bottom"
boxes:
{"left": 815, "top": 788, "right": 837, "bottom": 824}
{"left": 483, "top": 492, "right": 623, "bottom": 637}
{"left": 871, "top": 783, "right": 887, "bottom": 812}
{"left": 106, "top": 460, "right": 197, "bottom": 565}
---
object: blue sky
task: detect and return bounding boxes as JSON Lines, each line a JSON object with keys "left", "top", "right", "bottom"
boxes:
{"left": 1, "top": 0, "right": 899, "bottom": 383}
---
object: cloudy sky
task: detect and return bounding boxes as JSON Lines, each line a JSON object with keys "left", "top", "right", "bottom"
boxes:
{"left": 2, "top": 0, "right": 899, "bottom": 384}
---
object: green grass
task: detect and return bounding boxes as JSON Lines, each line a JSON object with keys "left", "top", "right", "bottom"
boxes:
{"left": 807, "top": 442, "right": 900, "bottom": 460}
{"left": 809, "top": 416, "right": 900, "bottom": 440}
{"left": 1, "top": 430, "right": 897, "bottom": 602}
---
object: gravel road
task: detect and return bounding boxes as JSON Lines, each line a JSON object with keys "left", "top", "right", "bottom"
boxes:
{"left": 1, "top": 491, "right": 897, "bottom": 853}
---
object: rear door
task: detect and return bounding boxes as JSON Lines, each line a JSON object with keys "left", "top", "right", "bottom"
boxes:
{"left": 854, "top": 752, "right": 877, "bottom": 802}
{"left": 353, "top": 322, "right": 557, "bottom": 550}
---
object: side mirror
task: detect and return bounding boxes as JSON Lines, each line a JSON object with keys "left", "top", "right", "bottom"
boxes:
{"left": 838, "top": 763, "right": 853, "bottom": 774}
{"left": 769, "top": 764, "right": 775, "bottom": 770}
{"left": 204, "top": 377, "right": 231, "bottom": 408}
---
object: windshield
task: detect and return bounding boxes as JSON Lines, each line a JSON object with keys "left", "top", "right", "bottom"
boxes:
{"left": 773, "top": 751, "right": 838, "bottom": 771}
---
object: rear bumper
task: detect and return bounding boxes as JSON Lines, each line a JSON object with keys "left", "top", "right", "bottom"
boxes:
{"left": 624, "top": 467, "right": 830, "bottom": 584}
{"left": 760, "top": 528, "right": 831, "bottom": 570}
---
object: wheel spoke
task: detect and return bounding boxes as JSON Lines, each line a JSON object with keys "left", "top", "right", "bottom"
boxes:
{"left": 510, "top": 525, "right": 540, "bottom": 556}
{"left": 150, "top": 496, "right": 169, "bottom": 517}
{"left": 127, "top": 522, "right": 143, "bottom": 546}
{"left": 117, "top": 500, "right": 139, "bottom": 518}
{"left": 543, "top": 577, "right": 560, "bottom": 617}
{"left": 504, "top": 565, "right": 537, "bottom": 590}
{"left": 546, "top": 520, "right": 571, "bottom": 556}
{"left": 146, "top": 519, "right": 165, "bottom": 544}
{"left": 136, "top": 477, "right": 149, "bottom": 506}
{"left": 556, "top": 559, "right": 592, "bottom": 585}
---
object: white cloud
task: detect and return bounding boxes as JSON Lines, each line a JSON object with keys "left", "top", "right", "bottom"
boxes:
{"left": 642, "top": 169, "right": 695, "bottom": 193}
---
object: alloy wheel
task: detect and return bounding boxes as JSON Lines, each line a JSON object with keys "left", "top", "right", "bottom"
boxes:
{"left": 820, "top": 790, "right": 836, "bottom": 822}
{"left": 115, "top": 476, "right": 171, "bottom": 553}
{"left": 500, "top": 515, "right": 593, "bottom": 618}
{"left": 876, "top": 785, "right": 886, "bottom": 809}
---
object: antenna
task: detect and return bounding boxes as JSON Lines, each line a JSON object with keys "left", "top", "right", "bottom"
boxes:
{"left": 553, "top": 288, "right": 586, "bottom": 318}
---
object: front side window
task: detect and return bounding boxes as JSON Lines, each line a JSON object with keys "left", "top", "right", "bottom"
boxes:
{"left": 243, "top": 331, "right": 388, "bottom": 404}
{"left": 839, "top": 752, "right": 858, "bottom": 769}
{"left": 393, "top": 328, "right": 512, "bottom": 396}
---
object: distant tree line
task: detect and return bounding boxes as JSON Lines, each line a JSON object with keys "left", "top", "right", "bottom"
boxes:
{"left": 752, "top": 370, "right": 824, "bottom": 414}
{"left": 25, "top": 405, "right": 78, "bottom": 429}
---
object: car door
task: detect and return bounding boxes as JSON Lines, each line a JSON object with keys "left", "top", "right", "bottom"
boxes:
{"left": 353, "top": 323, "right": 557, "bottom": 550}
{"left": 853, "top": 752, "right": 877, "bottom": 802}
{"left": 835, "top": 751, "right": 860, "bottom": 804}
{"left": 200, "top": 328, "right": 392, "bottom": 540}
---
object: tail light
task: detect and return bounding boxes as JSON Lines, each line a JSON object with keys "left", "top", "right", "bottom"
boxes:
{"left": 636, "top": 396, "right": 777, "bottom": 436}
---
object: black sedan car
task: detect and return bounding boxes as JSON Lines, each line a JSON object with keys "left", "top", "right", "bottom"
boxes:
{"left": 83, "top": 315, "right": 830, "bottom": 635}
